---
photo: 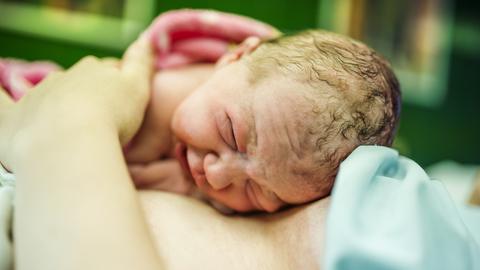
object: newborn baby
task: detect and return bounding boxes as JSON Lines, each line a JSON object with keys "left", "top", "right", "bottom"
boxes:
{"left": 125, "top": 30, "right": 401, "bottom": 213}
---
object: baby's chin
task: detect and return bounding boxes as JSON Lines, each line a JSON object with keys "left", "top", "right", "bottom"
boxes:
{"left": 207, "top": 198, "right": 286, "bottom": 215}
{"left": 187, "top": 187, "right": 236, "bottom": 214}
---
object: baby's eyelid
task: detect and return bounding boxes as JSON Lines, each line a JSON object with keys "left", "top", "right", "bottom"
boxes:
{"left": 215, "top": 111, "right": 235, "bottom": 150}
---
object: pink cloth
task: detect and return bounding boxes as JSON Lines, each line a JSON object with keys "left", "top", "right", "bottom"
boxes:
{"left": 150, "top": 9, "right": 279, "bottom": 69}
{"left": 0, "top": 9, "right": 279, "bottom": 101}
{"left": 0, "top": 59, "right": 61, "bottom": 101}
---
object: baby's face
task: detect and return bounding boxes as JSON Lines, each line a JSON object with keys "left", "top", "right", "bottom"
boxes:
{"left": 172, "top": 61, "right": 328, "bottom": 212}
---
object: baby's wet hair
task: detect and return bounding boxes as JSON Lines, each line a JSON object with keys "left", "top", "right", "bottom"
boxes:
{"left": 243, "top": 30, "right": 401, "bottom": 195}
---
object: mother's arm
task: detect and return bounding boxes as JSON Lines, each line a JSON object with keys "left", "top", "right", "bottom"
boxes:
{"left": 1, "top": 34, "right": 164, "bottom": 270}
{"left": 140, "top": 191, "right": 329, "bottom": 270}
{"left": 13, "top": 120, "right": 161, "bottom": 270}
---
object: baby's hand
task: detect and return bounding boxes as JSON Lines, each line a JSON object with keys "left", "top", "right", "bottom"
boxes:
{"left": 128, "top": 159, "right": 193, "bottom": 194}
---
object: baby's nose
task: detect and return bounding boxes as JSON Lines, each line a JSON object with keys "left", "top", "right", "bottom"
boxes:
{"left": 204, "top": 152, "right": 246, "bottom": 190}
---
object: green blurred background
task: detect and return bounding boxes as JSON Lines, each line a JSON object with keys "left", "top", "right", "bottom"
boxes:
{"left": 0, "top": 0, "right": 479, "bottom": 167}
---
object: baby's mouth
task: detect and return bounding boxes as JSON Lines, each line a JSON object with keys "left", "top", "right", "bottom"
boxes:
{"left": 175, "top": 142, "right": 206, "bottom": 187}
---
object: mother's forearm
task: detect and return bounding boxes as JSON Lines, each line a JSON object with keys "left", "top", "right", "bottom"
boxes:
{"left": 13, "top": 123, "right": 162, "bottom": 270}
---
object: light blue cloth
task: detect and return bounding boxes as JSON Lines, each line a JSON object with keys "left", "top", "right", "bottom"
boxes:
{"left": 325, "top": 146, "right": 480, "bottom": 270}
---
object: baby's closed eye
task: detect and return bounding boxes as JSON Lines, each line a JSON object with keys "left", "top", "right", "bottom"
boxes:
{"left": 217, "top": 111, "right": 238, "bottom": 150}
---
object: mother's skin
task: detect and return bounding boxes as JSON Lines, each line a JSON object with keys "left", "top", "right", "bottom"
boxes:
{"left": 139, "top": 191, "right": 329, "bottom": 269}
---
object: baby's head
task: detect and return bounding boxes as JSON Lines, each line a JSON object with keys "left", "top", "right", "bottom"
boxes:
{"left": 172, "top": 30, "right": 401, "bottom": 213}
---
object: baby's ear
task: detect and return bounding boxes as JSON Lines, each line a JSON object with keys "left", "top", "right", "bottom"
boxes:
{"left": 216, "top": 37, "right": 261, "bottom": 68}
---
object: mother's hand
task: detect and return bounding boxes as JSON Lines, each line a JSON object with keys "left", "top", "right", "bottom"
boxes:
{"left": 0, "top": 31, "right": 153, "bottom": 170}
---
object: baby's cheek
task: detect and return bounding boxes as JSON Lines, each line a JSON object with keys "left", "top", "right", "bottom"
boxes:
{"left": 275, "top": 178, "right": 325, "bottom": 206}
{"left": 258, "top": 189, "right": 285, "bottom": 213}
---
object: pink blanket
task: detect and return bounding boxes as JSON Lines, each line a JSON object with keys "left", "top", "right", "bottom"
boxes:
{"left": 0, "top": 9, "right": 279, "bottom": 101}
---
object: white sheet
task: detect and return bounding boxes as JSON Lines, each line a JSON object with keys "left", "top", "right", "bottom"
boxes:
{"left": 0, "top": 184, "right": 13, "bottom": 270}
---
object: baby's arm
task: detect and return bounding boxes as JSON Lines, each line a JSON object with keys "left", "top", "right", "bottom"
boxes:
{"left": 125, "top": 64, "right": 215, "bottom": 191}
{"left": 125, "top": 64, "right": 215, "bottom": 162}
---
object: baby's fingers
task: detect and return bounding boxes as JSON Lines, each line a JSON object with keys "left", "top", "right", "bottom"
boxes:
{"left": 128, "top": 160, "right": 192, "bottom": 194}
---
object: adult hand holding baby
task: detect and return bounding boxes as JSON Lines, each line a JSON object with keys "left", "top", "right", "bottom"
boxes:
{"left": 0, "top": 31, "right": 154, "bottom": 170}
